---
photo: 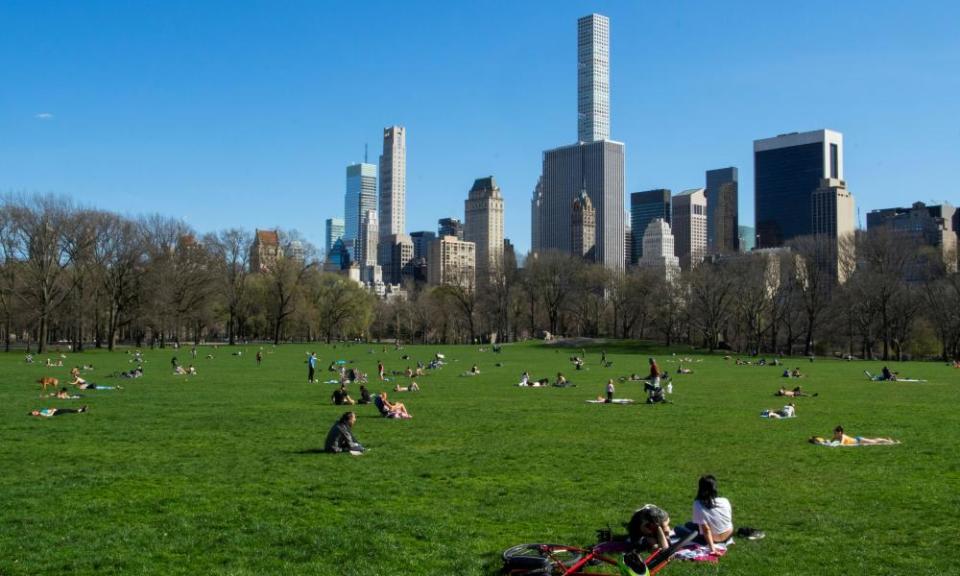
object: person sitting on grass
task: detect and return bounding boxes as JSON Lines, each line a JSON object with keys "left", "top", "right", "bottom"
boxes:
{"left": 323, "top": 411, "right": 365, "bottom": 454}
{"left": 864, "top": 366, "right": 899, "bottom": 381}
{"left": 30, "top": 406, "right": 88, "bottom": 417}
{"left": 830, "top": 425, "right": 900, "bottom": 446}
{"left": 761, "top": 403, "right": 796, "bottom": 418}
{"left": 393, "top": 381, "right": 420, "bottom": 392}
{"left": 374, "top": 392, "right": 411, "bottom": 419}
{"left": 518, "top": 371, "right": 530, "bottom": 386}
{"left": 553, "top": 372, "right": 575, "bottom": 388}
{"left": 675, "top": 475, "right": 736, "bottom": 554}
{"left": 677, "top": 363, "right": 693, "bottom": 375}
{"left": 791, "top": 368, "right": 804, "bottom": 378}
{"left": 331, "top": 384, "right": 356, "bottom": 406}
{"left": 357, "top": 385, "right": 372, "bottom": 405}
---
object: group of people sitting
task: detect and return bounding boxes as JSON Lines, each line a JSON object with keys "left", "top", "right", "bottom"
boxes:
{"left": 623, "top": 475, "right": 763, "bottom": 569}
{"left": 516, "top": 371, "right": 575, "bottom": 388}
{"left": 781, "top": 368, "right": 804, "bottom": 378}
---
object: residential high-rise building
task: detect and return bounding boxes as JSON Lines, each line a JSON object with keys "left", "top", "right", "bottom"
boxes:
{"left": 624, "top": 224, "right": 632, "bottom": 268}
{"left": 464, "top": 176, "right": 505, "bottom": 282}
{"left": 811, "top": 177, "right": 857, "bottom": 283}
{"left": 427, "top": 236, "right": 476, "bottom": 291}
{"left": 325, "top": 218, "right": 344, "bottom": 258}
{"left": 630, "top": 189, "right": 672, "bottom": 263}
{"left": 383, "top": 233, "right": 415, "bottom": 284}
{"left": 868, "top": 201, "right": 957, "bottom": 272}
{"left": 540, "top": 141, "right": 625, "bottom": 269}
{"left": 672, "top": 188, "right": 708, "bottom": 271}
{"left": 754, "top": 129, "right": 843, "bottom": 248}
{"left": 705, "top": 167, "right": 738, "bottom": 254}
{"left": 738, "top": 225, "right": 756, "bottom": 252}
{"left": 438, "top": 217, "right": 464, "bottom": 240}
{"left": 344, "top": 163, "right": 377, "bottom": 258}
{"left": 571, "top": 189, "right": 596, "bottom": 260}
{"left": 358, "top": 210, "right": 378, "bottom": 268}
{"left": 531, "top": 177, "right": 543, "bottom": 255}
{"left": 409, "top": 231, "right": 436, "bottom": 261}
{"left": 534, "top": 13, "right": 624, "bottom": 270}
{"left": 378, "top": 126, "right": 406, "bottom": 242}
{"left": 250, "top": 229, "right": 283, "bottom": 273}
{"left": 577, "top": 14, "right": 610, "bottom": 143}
{"left": 638, "top": 218, "right": 680, "bottom": 281}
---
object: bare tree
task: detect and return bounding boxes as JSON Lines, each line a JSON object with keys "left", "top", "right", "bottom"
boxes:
{"left": 208, "top": 228, "right": 251, "bottom": 345}
{"left": 8, "top": 195, "right": 76, "bottom": 353}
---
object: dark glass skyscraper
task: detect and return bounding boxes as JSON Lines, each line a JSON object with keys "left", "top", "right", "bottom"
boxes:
{"left": 629, "top": 189, "right": 671, "bottom": 263}
{"left": 754, "top": 129, "right": 843, "bottom": 248}
{"left": 705, "top": 167, "right": 738, "bottom": 254}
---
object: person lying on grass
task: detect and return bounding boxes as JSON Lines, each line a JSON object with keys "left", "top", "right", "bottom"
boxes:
{"left": 775, "top": 386, "right": 816, "bottom": 397}
{"left": 374, "top": 392, "right": 411, "bottom": 419}
{"left": 677, "top": 363, "right": 693, "bottom": 374}
{"left": 809, "top": 425, "right": 900, "bottom": 446}
{"left": 761, "top": 403, "right": 796, "bottom": 418}
{"left": 54, "top": 387, "right": 82, "bottom": 400}
{"left": 393, "top": 381, "right": 420, "bottom": 392}
{"left": 74, "top": 380, "right": 119, "bottom": 390}
{"left": 324, "top": 411, "right": 364, "bottom": 454}
{"left": 865, "top": 366, "right": 897, "bottom": 381}
{"left": 553, "top": 372, "right": 575, "bottom": 387}
{"left": 627, "top": 504, "right": 672, "bottom": 551}
{"left": 30, "top": 406, "right": 88, "bottom": 417}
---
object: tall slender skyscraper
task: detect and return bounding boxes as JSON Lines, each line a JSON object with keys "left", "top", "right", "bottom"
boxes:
{"left": 577, "top": 14, "right": 610, "bottom": 143}
{"left": 379, "top": 126, "right": 406, "bottom": 241}
{"left": 630, "top": 189, "right": 672, "bottom": 263}
{"left": 705, "top": 167, "right": 738, "bottom": 254}
{"left": 464, "top": 176, "right": 504, "bottom": 283}
{"left": 344, "top": 163, "right": 377, "bottom": 258}
{"left": 672, "top": 188, "right": 708, "bottom": 271}
{"left": 754, "top": 129, "right": 843, "bottom": 248}
{"left": 536, "top": 13, "right": 623, "bottom": 269}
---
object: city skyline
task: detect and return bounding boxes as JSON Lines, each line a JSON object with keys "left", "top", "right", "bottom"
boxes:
{"left": 2, "top": 2, "right": 958, "bottom": 255}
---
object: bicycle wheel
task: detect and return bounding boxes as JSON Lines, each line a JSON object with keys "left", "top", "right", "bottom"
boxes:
{"left": 502, "top": 543, "right": 622, "bottom": 575}
{"left": 501, "top": 543, "right": 582, "bottom": 574}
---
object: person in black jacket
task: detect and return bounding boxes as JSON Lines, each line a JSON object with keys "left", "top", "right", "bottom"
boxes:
{"left": 324, "top": 412, "right": 364, "bottom": 454}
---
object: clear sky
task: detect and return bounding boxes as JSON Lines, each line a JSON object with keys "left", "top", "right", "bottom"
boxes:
{"left": 2, "top": 0, "right": 958, "bottom": 254}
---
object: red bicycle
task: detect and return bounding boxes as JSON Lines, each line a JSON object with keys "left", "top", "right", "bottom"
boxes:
{"left": 501, "top": 529, "right": 697, "bottom": 575}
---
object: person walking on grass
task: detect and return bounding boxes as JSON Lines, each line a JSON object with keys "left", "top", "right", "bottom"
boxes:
{"left": 378, "top": 360, "right": 385, "bottom": 381}
{"left": 307, "top": 352, "right": 317, "bottom": 383}
{"left": 256, "top": 350, "right": 262, "bottom": 367}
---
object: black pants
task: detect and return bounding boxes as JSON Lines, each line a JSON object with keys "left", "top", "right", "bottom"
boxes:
{"left": 308, "top": 366, "right": 315, "bottom": 381}
{"left": 54, "top": 408, "right": 84, "bottom": 416}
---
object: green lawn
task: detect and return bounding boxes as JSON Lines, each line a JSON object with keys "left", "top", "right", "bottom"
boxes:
{"left": 0, "top": 341, "right": 957, "bottom": 575}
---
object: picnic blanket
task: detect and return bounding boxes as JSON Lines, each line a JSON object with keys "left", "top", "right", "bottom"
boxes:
{"left": 585, "top": 398, "right": 635, "bottom": 404}
{"left": 323, "top": 379, "right": 340, "bottom": 384}
{"left": 672, "top": 542, "right": 727, "bottom": 563}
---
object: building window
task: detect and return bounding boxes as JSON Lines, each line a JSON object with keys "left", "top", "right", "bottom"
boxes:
{"left": 830, "top": 143, "right": 839, "bottom": 179}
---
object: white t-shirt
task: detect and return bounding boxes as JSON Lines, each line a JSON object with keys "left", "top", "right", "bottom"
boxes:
{"left": 692, "top": 497, "right": 733, "bottom": 536}
{"left": 781, "top": 405, "right": 795, "bottom": 418}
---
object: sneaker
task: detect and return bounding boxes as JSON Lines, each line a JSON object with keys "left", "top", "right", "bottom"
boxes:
{"left": 737, "top": 527, "right": 765, "bottom": 540}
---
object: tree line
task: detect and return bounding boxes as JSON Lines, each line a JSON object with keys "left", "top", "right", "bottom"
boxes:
{"left": 3, "top": 194, "right": 959, "bottom": 361}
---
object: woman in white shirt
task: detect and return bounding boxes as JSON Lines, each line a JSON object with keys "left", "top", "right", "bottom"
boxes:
{"left": 691, "top": 475, "right": 733, "bottom": 553}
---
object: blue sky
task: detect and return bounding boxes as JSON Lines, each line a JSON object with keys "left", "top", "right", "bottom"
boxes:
{"left": 2, "top": 0, "right": 958, "bottom": 254}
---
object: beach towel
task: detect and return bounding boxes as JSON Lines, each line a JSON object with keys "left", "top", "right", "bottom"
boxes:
{"left": 323, "top": 379, "right": 340, "bottom": 384}
{"left": 585, "top": 398, "right": 634, "bottom": 404}
{"left": 672, "top": 543, "right": 727, "bottom": 563}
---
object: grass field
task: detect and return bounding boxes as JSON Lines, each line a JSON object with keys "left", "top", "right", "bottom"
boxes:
{"left": 0, "top": 341, "right": 957, "bottom": 576}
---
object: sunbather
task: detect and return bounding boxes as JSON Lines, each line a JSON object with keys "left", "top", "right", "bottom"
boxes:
{"left": 776, "top": 386, "right": 816, "bottom": 397}
{"left": 30, "top": 406, "right": 88, "bottom": 417}
{"left": 393, "top": 381, "right": 419, "bottom": 392}
{"left": 374, "top": 392, "right": 411, "bottom": 418}
{"left": 825, "top": 425, "right": 900, "bottom": 445}
{"left": 761, "top": 403, "right": 796, "bottom": 418}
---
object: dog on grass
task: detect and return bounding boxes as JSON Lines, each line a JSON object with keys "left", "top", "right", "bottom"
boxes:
{"left": 38, "top": 376, "right": 59, "bottom": 395}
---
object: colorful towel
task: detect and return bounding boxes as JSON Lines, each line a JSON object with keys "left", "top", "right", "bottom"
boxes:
{"left": 672, "top": 543, "right": 727, "bottom": 563}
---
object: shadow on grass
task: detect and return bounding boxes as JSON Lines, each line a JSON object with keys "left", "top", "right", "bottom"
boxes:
{"left": 293, "top": 448, "right": 326, "bottom": 455}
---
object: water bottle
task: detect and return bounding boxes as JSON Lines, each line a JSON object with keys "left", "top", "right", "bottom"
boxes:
{"left": 666, "top": 383, "right": 673, "bottom": 394}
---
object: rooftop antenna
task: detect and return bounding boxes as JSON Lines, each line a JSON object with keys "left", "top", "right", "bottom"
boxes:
{"left": 857, "top": 207, "right": 862, "bottom": 230}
